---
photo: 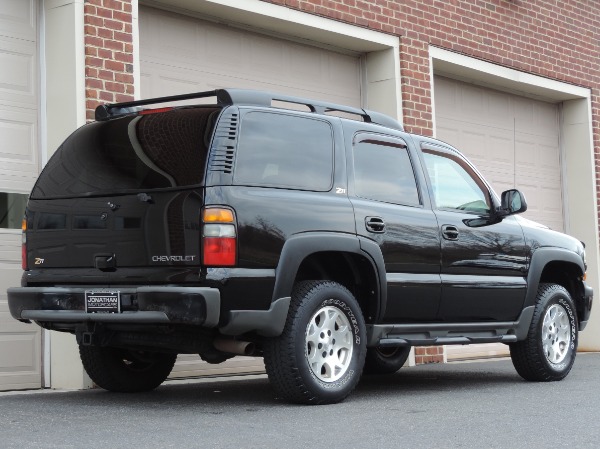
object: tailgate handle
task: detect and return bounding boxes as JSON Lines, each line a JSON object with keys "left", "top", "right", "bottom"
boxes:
{"left": 95, "top": 254, "right": 117, "bottom": 271}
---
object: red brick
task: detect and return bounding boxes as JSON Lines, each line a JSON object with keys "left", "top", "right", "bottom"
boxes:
{"left": 103, "top": 0, "right": 123, "bottom": 11}
{"left": 87, "top": 78, "right": 103, "bottom": 89}
{"left": 99, "top": 90, "right": 114, "bottom": 102}
{"left": 114, "top": 31, "right": 133, "bottom": 43}
{"left": 105, "top": 81, "right": 126, "bottom": 93}
{"left": 96, "top": 7, "right": 113, "bottom": 19}
{"left": 86, "top": 56, "right": 103, "bottom": 68}
{"left": 99, "top": 31, "right": 115, "bottom": 43}
{"left": 113, "top": 11, "right": 132, "bottom": 23}
{"left": 114, "top": 51, "right": 133, "bottom": 63}
{"left": 115, "top": 93, "right": 134, "bottom": 103}
{"left": 104, "top": 60, "right": 125, "bottom": 72}
{"left": 98, "top": 70, "right": 115, "bottom": 81}
{"left": 85, "top": 15, "right": 103, "bottom": 27}
{"left": 104, "top": 19, "right": 124, "bottom": 31}
{"left": 104, "top": 39, "right": 124, "bottom": 51}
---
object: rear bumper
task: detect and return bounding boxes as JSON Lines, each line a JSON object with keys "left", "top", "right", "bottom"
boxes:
{"left": 7, "top": 286, "right": 220, "bottom": 327}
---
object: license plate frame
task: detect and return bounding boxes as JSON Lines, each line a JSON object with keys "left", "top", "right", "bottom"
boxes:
{"left": 85, "top": 290, "right": 121, "bottom": 313}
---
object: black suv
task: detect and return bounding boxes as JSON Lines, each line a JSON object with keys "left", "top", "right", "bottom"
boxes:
{"left": 8, "top": 89, "right": 593, "bottom": 404}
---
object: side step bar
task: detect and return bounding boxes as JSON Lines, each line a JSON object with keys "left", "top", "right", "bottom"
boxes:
{"left": 367, "top": 306, "right": 534, "bottom": 347}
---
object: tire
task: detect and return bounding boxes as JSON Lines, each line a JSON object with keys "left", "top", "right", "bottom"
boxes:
{"left": 263, "top": 281, "right": 366, "bottom": 404}
{"left": 510, "top": 283, "right": 578, "bottom": 381}
{"left": 79, "top": 345, "right": 177, "bottom": 392}
{"left": 363, "top": 346, "right": 410, "bottom": 375}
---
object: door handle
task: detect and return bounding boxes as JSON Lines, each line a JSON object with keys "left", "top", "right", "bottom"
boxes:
{"left": 365, "top": 216, "right": 386, "bottom": 233}
{"left": 441, "top": 224, "right": 459, "bottom": 240}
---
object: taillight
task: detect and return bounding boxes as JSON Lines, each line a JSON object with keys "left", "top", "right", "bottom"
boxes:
{"left": 202, "top": 207, "right": 237, "bottom": 266}
{"left": 21, "top": 217, "right": 27, "bottom": 271}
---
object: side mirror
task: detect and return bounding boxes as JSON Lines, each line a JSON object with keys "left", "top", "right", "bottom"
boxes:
{"left": 500, "top": 189, "right": 528, "bottom": 216}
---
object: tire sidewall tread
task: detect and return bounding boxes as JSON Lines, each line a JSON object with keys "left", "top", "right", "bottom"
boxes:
{"left": 510, "top": 283, "right": 578, "bottom": 382}
{"left": 79, "top": 346, "right": 176, "bottom": 393}
{"left": 264, "top": 280, "right": 366, "bottom": 405}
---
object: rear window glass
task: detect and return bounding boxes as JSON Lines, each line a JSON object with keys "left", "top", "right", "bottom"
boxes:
{"left": 234, "top": 112, "right": 333, "bottom": 191}
{"left": 31, "top": 107, "right": 221, "bottom": 198}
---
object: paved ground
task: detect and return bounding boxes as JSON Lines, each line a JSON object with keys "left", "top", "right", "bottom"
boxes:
{"left": 2, "top": 353, "right": 599, "bottom": 449}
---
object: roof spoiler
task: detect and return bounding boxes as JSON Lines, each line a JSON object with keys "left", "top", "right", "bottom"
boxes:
{"left": 95, "top": 88, "right": 403, "bottom": 131}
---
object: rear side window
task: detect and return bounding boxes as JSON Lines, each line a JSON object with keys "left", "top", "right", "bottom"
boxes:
{"left": 31, "top": 107, "right": 221, "bottom": 198}
{"left": 352, "top": 137, "right": 420, "bottom": 206}
{"left": 234, "top": 112, "right": 333, "bottom": 191}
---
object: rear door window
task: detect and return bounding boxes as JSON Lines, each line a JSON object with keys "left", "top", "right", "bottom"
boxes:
{"left": 234, "top": 111, "right": 334, "bottom": 191}
{"left": 352, "top": 135, "right": 420, "bottom": 206}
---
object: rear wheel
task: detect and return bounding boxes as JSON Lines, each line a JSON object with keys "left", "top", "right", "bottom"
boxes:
{"left": 510, "top": 283, "right": 578, "bottom": 381}
{"left": 363, "top": 346, "right": 410, "bottom": 375}
{"left": 264, "top": 281, "right": 366, "bottom": 404}
{"left": 79, "top": 345, "right": 176, "bottom": 392}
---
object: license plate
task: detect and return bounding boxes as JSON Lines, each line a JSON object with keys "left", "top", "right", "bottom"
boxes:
{"left": 85, "top": 290, "right": 121, "bottom": 313}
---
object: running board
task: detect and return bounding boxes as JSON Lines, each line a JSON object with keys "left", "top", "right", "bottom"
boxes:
{"left": 376, "top": 335, "right": 518, "bottom": 347}
{"left": 367, "top": 306, "right": 534, "bottom": 347}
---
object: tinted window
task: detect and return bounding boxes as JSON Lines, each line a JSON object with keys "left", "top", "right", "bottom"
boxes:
{"left": 37, "top": 213, "right": 66, "bottom": 230}
{"left": 31, "top": 107, "right": 221, "bottom": 199}
{"left": 353, "top": 138, "right": 419, "bottom": 206}
{"left": 422, "top": 148, "right": 491, "bottom": 214}
{"left": 234, "top": 112, "right": 333, "bottom": 191}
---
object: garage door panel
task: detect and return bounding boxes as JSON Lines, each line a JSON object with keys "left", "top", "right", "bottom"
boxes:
{"left": 0, "top": 36, "right": 37, "bottom": 108}
{"left": 515, "top": 136, "right": 561, "bottom": 181}
{"left": 0, "top": 329, "right": 41, "bottom": 390}
{"left": 0, "top": 107, "right": 38, "bottom": 191}
{"left": 0, "top": 0, "right": 36, "bottom": 42}
{"left": 514, "top": 98, "right": 559, "bottom": 136}
{"left": 436, "top": 117, "right": 514, "bottom": 177}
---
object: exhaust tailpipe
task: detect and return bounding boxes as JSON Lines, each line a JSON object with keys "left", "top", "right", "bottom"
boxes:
{"left": 213, "top": 338, "right": 256, "bottom": 356}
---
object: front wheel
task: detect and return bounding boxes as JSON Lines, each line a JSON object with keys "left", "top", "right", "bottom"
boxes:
{"left": 79, "top": 346, "right": 177, "bottom": 392}
{"left": 510, "top": 283, "right": 578, "bottom": 381}
{"left": 263, "top": 281, "right": 366, "bottom": 404}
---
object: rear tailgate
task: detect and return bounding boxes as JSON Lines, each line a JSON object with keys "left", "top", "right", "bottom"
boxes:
{"left": 24, "top": 106, "right": 221, "bottom": 271}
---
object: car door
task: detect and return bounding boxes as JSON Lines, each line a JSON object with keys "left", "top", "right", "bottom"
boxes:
{"left": 419, "top": 141, "right": 528, "bottom": 322}
{"left": 348, "top": 131, "right": 441, "bottom": 323}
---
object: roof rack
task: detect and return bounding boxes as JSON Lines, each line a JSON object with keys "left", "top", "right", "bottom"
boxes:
{"left": 95, "top": 88, "right": 403, "bottom": 131}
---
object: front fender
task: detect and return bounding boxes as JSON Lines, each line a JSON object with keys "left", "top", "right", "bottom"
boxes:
{"left": 525, "top": 247, "right": 585, "bottom": 309}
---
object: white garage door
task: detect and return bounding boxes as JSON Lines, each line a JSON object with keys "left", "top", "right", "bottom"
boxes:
{"left": 140, "top": 6, "right": 362, "bottom": 378}
{"left": 435, "top": 76, "right": 562, "bottom": 361}
{"left": 0, "top": 0, "right": 42, "bottom": 391}
{"left": 435, "top": 76, "right": 563, "bottom": 231}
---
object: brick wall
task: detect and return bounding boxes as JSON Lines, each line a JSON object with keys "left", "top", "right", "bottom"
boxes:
{"left": 84, "top": 0, "right": 134, "bottom": 121}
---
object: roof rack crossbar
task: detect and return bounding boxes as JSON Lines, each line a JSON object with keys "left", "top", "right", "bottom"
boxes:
{"left": 225, "top": 89, "right": 401, "bottom": 128}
